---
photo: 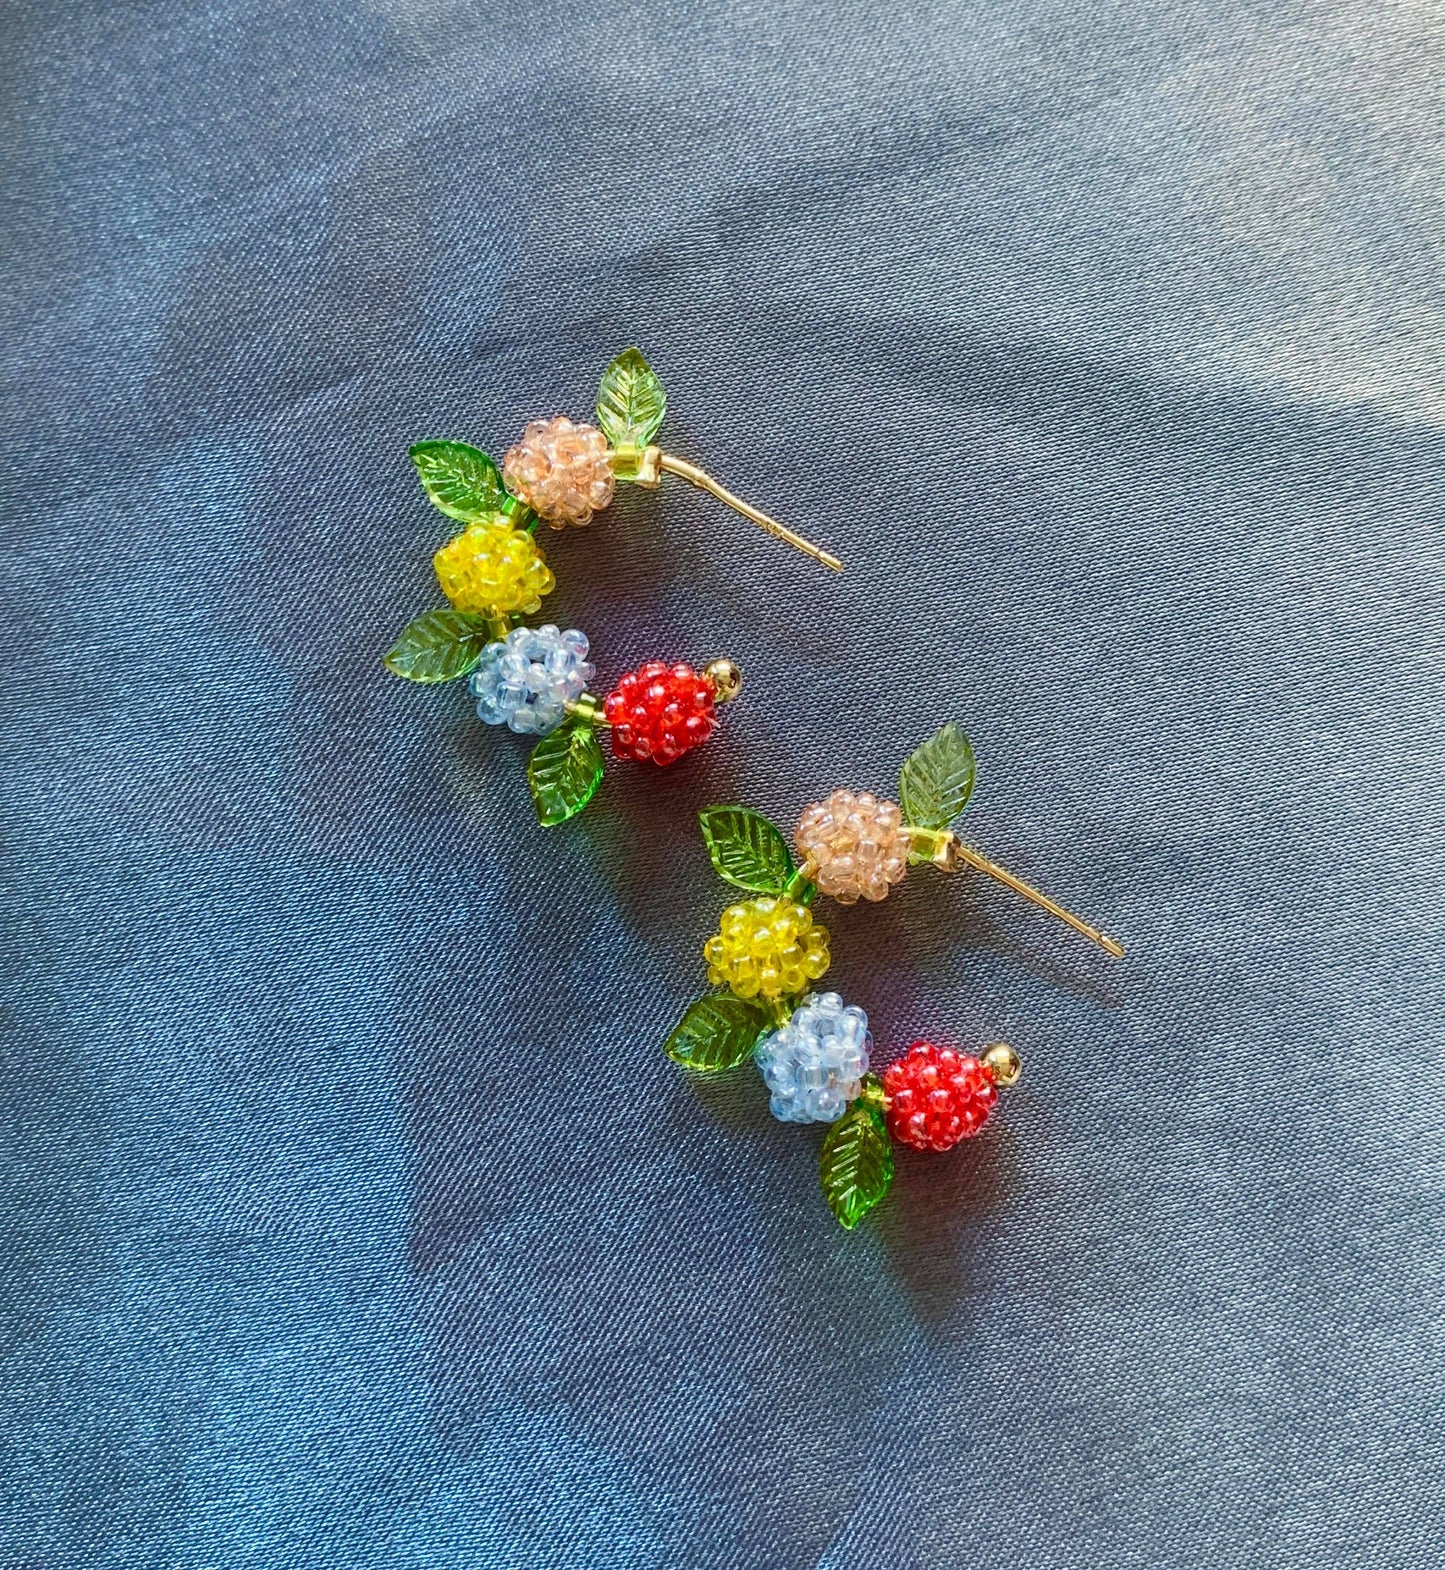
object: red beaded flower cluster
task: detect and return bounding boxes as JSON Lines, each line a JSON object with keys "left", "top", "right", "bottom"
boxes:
{"left": 604, "top": 662, "right": 718, "bottom": 765}
{"left": 884, "top": 1043, "right": 1001, "bottom": 1152}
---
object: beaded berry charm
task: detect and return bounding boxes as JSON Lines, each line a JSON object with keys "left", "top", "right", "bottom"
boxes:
{"left": 382, "top": 351, "right": 783, "bottom": 825}
{"left": 828, "top": 1037, "right": 1021, "bottom": 1228}
{"left": 661, "top": 722, "right": 1121, "bottom": 1227}
{"left": 883, "top": 1041, "right": 1017, "bottom": 1151}
{"left": 510, "top": 347, "right": 839, "bottom": 570}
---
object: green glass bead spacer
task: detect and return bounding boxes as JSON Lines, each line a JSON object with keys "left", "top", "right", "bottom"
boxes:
{"left": 903, "top": 824, "right": 951, "bottom": 866}
{"left": 564, "top": 694, "right": 608, "bottom": 728}
{"left": 783, "top": 868, "right": 818, "bottom": 906}
{"left": 608, "top": 442, "right": 644, "bottom": 482}
{"left": 498, "top": 492, "right": 537, "bottom": 532}
{"left": 857, "top": 1072, "right": 888, "bottom": 1115}
{"left": 607, "top": 443, "right": 661, "bottom": 486}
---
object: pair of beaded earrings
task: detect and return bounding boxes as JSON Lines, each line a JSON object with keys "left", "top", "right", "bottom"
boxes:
{"left": 385, "top": 350, "right": 1122, "bottom": 1231}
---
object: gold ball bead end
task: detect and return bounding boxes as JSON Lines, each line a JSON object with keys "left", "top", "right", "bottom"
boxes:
{"left": 704, "top": 658, "right": 743, "bottom": 704}
{"left": 982, "top": 1042, "right": 1022, "bottom": 1088}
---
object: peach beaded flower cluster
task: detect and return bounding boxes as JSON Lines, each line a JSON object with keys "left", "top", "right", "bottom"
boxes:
{"left": 795, "top": 788, "right": 911, "bottom": 905}
{"left": 502, "top": 416, "right": 615, "bottom": 529}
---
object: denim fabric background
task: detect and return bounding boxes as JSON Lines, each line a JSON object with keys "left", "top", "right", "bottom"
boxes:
{"left": 3, "top": 1, "right": 1443, "bottom": 1566}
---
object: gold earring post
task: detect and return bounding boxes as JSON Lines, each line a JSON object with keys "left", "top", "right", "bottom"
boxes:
{"left": 640, "top": 446, "right": 843, "bottom": 572}
{"left": 929, "top": 833, "right": 1125, "bottom": 959}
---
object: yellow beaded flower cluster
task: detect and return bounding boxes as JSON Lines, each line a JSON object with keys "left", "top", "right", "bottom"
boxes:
{"left": 433, "top": 518, "right": 555, "bottom": 619}
{"left": 704, "top": 896, "right": 831, "bottom": 1001}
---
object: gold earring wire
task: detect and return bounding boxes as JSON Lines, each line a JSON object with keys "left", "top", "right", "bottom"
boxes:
{"left": 927, "top": 832, "right": 1125, "bottom": 958}
{"left": 590, "top": 350, "right": 842, "bottom": 571}
{"left": 633, "top": 447, "right": 843, "bottom": 572}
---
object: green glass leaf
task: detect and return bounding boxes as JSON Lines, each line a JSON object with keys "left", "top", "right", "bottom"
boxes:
{"left": 898, "top": 722, "right": 976, "bottom": 832}
{"left": 595, "top": 347, "right": 667, "bottom": 450}
{"left": 820, "top": 1099, "right": 894, "bottom": 1230}
{"left": 527, "top": 722, "right": 606, "bottom": 827}
{"left": 664, "top": 992, "right": 771, "bottom": 1071}
{"left": 409, "top": 440, "right": 506, "bottom": 523}
{"left": 383, "top": 609, "right": 495, "bottom": 683}
{"left": 698, "top": 805, "right": 795, "bottom": 895}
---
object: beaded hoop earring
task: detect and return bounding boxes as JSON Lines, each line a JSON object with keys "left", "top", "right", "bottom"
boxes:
{"left": 662, "top": 724, "right": 1123, "bottom": 1229}
{"left": 383, "top": 349, "right": 838, "bottom": 826}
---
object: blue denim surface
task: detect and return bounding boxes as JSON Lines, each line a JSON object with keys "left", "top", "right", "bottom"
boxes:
{"left": 4, "top": 1, "right": 1443, "bottom": 1565}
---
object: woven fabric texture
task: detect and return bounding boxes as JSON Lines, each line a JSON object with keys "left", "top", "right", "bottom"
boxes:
{"left": 3, "top": 2, "right": 1443, "bottom": 1565}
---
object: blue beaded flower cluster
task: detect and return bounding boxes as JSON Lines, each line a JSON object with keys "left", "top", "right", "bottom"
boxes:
{"left": 469, "top": 625, "right": 595, "bottom": 736}
{"left": 754, "top": 992, "right": 872, "bottom": 1124}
